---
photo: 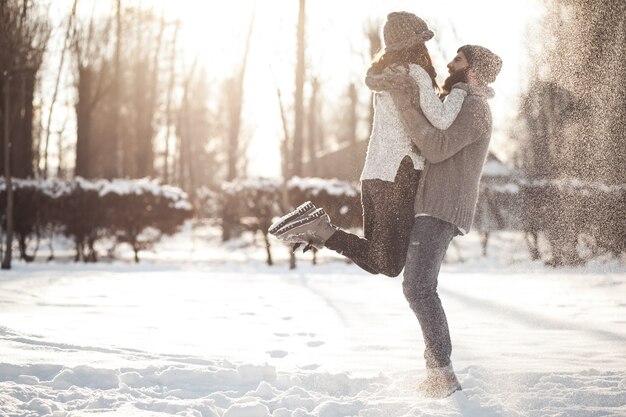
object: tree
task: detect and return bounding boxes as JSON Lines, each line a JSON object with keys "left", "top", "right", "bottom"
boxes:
{"left": 123, "top": 8, "right": 166, "bottom": 178}
{"left": 225, "top": 13, "right": 255, "bottom": 181}
{"left": 72, "top": 4, "right": 178, "bottom": 180}
{"left": 175, "top": 68, "right": 219, "bottom": 193}
{"left": 72, "top": 14, "right": 113, "bottom": 179}
{"left": 41, "top": 0, "right": 77, "bottom": 179}
{"left": 305, "top": 76, "right": 320, "bottom": 176}
{"left": 0, "top": 0, "right": 50, "bottom": 269}
{"left": 524, "top": 0, "right": 626, "bottom": 183}
{"left": 162, "top": 19, "right": 180, "bottom": 184}
{"left": 519, "top": 0, "right": 626, "bottom": 264}
{"left": 364, "top": 19, "right": 382, "bottom": 135}
{"left": 0, "top": 0, "right": 49, "bottom": 179}
{"left": 291, "top": 0, "right": 306, "bottom": 177}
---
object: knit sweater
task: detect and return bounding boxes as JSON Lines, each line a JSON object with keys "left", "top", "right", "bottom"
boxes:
{"left": 361, "top": 64, "right": 467, "bottom": 182}
{"left": 391, "top": 84, "right": 494, "bottom": 233}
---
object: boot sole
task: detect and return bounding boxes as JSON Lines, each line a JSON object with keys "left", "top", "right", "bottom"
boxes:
{"left": 268, "top": 201, "right": 315, "bottom": 235}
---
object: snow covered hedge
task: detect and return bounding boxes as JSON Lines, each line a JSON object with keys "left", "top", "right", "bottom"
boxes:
{"left": 219, "top": 176, "right": 362, "bottom": 234}
{"left": 0, "top": 178, "right": 193, "bottom": 262}
{"left": 213, "top": 175, "right": 625, "bottom": 265}
{"left": 286, "top": 177, "right": 362, "bottom": 230}
{"left": 217, "top": 176, "right": 362, "bottom": 265}
{"left": 475, "top": 178, "right": 626, "bottom": 263}
{"left": 0, "top": 178, "right": 61, "bottom": 261}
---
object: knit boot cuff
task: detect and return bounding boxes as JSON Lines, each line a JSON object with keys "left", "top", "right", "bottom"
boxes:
{"left": 318, "top": 221, "right": 338, "bottom": 244}
{"left": 426, "top": 364, "right": 454, "bottom": 377}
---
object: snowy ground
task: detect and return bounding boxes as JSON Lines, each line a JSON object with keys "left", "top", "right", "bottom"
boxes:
{"left": 1, "top": 224, "right": 625, "bottom": 417}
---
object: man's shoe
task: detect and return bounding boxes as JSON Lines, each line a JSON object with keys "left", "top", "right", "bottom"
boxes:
{"left": 275, "top": 208, "right": 336, "bottom": 249}
{"left": 268, "top": 201, "right": 316, "bottom": 235}
{"left": 418, "top": 367, "right": 462, "bottom": 398}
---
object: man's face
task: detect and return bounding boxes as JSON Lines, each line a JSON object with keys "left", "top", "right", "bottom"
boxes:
{"left": 447, "top": 51, "right": 469, "bottom": 74}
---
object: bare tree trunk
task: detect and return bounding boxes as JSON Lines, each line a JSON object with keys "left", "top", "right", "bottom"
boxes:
{"left": 226, "top": 12, "right": 255, "bottom": 181}
{"left": 275, "top": 85, "right": 296, "bottom": 269}
{"left": 111, "top": 0, "right": 122, "bottom": 178}
{"left": 56, "top": 117, "right": 68, "bottom": 177}
{"left": 0, "top": 1, "right": 49, "bottom": 180}
{"left": 163, "top": 20, "right": 179, "bottom": 184}
{"left": 74, "top": 67, "right": 93, "bottom": 177}
{"left": 364, "top": 20, "right": 381, "bottom": 137}
{"left": 42, "top": 0, "right": 77, "bottom": 179}
{"left": 306, "top": 76, "right": 318, "bottom": 176}
{"left": 263, "top": 231, "right": 273, "bottom": 266}
{"left": 135, "top": 12, "right": 165, "bottom": 178}
{"left": 2, "top": 74, "right": 13, "bottom": 270}
{"left": 275, "top": 85, "right": 290, "bottom": 179}
{"left": 347, "top": 82, "right": 358, "bottom": 171}
{"left": 347, "top": 83, "right": 358, "bottom": 146}
{"left": 292, "top": 0, "right": 305, "bottom": 176}
{"left": 177, "top": 55, "right": 199, "bottom": 190}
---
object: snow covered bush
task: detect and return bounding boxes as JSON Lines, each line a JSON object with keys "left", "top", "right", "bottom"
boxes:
{"left": 286, "top": 177, "right": 362, "bottom": 230}
{"left": 218, "top": 177, "right": 362, "bottom": 265}
{"left": 525, "top": 178, "right": 626, "bottom": 265}
{"left": 52, "top": 178, "right": 109, "bottom": 262}
{"left": 474, "top": 177, "right": 626, "bottom": 265}
{"left": 99, "top": 179, "right": 193, "bottom": 262}
{"left": 220, "top": 178, "right": 283, "bottom": 263}
{"left": 0, "top": 178, "right": 68, "bottom": 261}
{"left": 195, "top": 186, "right": 221, "bottom": 219}
{"left": 0, "top": 178, "right": 192, "bottom": 262}
{"left": 220, "top": 177, "right": 283, "bottom": 235}
{"left": 474, "top": 182, "right": 525, "bottom": 233}
{"left": 219, "top": 177, "right": 362, "bottom": 235}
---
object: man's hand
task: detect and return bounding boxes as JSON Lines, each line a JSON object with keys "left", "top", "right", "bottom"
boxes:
{"left": 390, "top": 89, "right": 430, "bottom": 139}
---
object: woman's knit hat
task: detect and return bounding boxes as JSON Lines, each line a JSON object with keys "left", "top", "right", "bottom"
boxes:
{"left": 458, "top": 45, "right": 502, "bottom": 84}
{"left": 383, "top": 12, "right": 434, "bottom": 52}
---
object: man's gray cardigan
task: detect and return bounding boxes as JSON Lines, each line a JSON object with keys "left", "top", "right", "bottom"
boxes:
{"left": 391, "top": 84, "right": 494, "bottom": 233}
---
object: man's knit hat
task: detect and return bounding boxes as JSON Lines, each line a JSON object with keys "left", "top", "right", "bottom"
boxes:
{"left": 458, "top": 45, "right": 502, "bottom": 84}
{"left": 383, "top": 12, "right": 434, "bottom": 52}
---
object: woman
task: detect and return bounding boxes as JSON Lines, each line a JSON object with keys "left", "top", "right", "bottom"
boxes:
{"left": 270, "top": 12, "right": 467, "bottom": 277}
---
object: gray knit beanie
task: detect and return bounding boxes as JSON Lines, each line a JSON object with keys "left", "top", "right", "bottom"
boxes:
{"left": 383, "top": 12, "right": 434, "bottom": 52}
{"left": 458, "top": 45, "right": 502, "bottom": 84}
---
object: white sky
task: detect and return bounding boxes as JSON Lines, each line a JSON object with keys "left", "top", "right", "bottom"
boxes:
{"left": 45, "top": 0, "right": 545, "bottom": 178}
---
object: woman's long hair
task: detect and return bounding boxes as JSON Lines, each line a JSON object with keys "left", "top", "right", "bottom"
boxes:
{"left": 368, "top": 44, "right": 438, "bottom": 90}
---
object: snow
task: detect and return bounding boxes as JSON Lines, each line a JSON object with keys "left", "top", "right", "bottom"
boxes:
{"left": 0, "top": 177, "right": 72, "bottom": 198}
{"left": 0, "top": 178, "right": 193, "bottom": 217}
{"left": 481, "top": 160, "right": 512, "bottom": 178}
{"left": 520, "top": 178, "right": 626, "bottom": 193}
{"left": 222, "top": 178, "right": 284, "bottom": 194}
{"left": 219, "top": 176, "right": 359, "bottom": 199}
{"left": 1, "top": 226, "right": 625, "bottom": 417}
{"left": 288, "top": 177, "right": 359, "bottom": 197}
{"left": 487, "top": 183, "right": 520, "bottom": 194}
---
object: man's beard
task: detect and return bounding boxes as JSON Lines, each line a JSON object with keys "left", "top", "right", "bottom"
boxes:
{"left": 442, "top": 68, "right": 469, "bottom": 96}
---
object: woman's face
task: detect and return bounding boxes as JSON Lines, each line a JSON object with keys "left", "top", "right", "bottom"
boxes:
{"left": 447, "top": 52, "right": 469, "bottom": 74}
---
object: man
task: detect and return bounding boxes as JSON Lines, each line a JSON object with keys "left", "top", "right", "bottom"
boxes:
{"left": 386, "top": 45, "right": 502, "bottom": 397}
{"left": 270, "top": 44, "right": 501, "bottom": 398}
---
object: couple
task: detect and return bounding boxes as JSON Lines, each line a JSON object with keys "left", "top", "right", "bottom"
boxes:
{"left": 269, "top": 12, "right": 501, "bottom": 398}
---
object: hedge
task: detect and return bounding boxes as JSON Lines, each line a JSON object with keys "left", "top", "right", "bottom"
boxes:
{"left": 0, "top": 178, "right": 193, "bottom": 262}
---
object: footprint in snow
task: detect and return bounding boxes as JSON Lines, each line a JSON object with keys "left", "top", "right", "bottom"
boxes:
{"left": 300, "top": 364, "right": 320, "bottom": 370}
{"left": 307, "top": 341, "right": 325, "bottom": 348}
{"left": 267, "top": 350, "right": 288, "bottom": 358}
